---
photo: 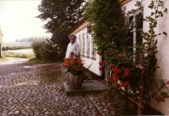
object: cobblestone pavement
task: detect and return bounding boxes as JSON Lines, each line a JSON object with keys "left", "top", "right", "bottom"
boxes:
{"left": 0, "top": 62, "right": 111, "bottom": 116}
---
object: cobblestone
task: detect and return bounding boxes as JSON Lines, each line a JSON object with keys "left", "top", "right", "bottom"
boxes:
{"left": 0, "top": 62, "right": 110, "bottom": 116}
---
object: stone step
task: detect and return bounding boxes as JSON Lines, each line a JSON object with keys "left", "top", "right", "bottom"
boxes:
{"left": 63, "top": 80, "right": 109, "bottom": 95}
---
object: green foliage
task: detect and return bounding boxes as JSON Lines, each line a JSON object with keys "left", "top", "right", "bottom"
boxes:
{"left": 31, "top": 38, "right": 63, "bottom": 61}
{"left": 85, "top": 0, "right": 129, "bottom": 50}
{"left": 2, "top": 42, "right": 31, "bottom": 51}
{"left": 37, "top": 0, "right": 85, "bottom": 58}
{"left": 2, "top": 46, "right": 31, "bottom": 51}
{"left": 2, "top": 50, "right": 34, "bottom": 59}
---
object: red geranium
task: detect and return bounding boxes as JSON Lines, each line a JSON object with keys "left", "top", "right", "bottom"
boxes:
{"left": 155, "top": 95, "right": 165, "bottom": 102}
{"left": 65, "top": 59, "right": 85, "bottom": 76}
{"left": 166, "top": 80, "right": 169, "bottom": 84}
{"left": 124, "top": 68, "right": 130, "bottom": 77}
{"left": 106, "top": 97, "right": 110, "bottom": 103}
{"left": 99, "top": 61, "right": 103, "bottom": 66}
{"left": 99, "top": 66, "right": 102, "bottom": 71}
{"left": 121, "top": 81, "right": 129, "bottom": 88}
{"left": 113, "top": 78, "right": 118, "bottom": 83}
{"left": 97, "top": 51, "right": 102, "bottom": 56}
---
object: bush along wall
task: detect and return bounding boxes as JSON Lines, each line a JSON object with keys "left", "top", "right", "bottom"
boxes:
{"left": 85, "top": 0, "right": 169, "bottom": 115}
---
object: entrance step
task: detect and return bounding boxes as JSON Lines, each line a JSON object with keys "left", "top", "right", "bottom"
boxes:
{"left": 63, "top": 80, "right": 109, "bottom": 95}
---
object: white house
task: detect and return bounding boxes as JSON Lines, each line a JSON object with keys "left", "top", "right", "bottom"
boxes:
{"left": 70, "top": 20, "right": 102, "bottom": 77}
{"left": 70, "top": 0, "right": 169, "bottom": 114}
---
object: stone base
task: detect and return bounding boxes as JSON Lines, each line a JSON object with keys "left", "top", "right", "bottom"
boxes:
{"left": 63, "top": 80, "right": 109, "bottom": 95}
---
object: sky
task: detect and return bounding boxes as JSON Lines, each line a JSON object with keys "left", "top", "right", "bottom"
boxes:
{"left": 0, "top": 0, "right": 51, "bottom": 43}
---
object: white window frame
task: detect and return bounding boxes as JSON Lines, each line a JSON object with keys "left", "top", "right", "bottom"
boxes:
{"left": 128, "top": 10, "right": 143, "bottom": 63}
{"left": 82, "top": 33, "right": 85, "bottom": 56}
{"left": 86, "top": 33, "right": 90, "bottom": 58}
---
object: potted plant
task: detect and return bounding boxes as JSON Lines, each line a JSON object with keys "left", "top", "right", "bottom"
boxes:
{"left": 64, "top": 59, "right": 85, "bottom": 90}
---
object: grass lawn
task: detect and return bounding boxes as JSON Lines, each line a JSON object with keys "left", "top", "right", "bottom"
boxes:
{"left": 0, "top": 57, "right": 9, "bottom": 63}
{"left": 2, "top": 49, "right": 35, "bottom": 59}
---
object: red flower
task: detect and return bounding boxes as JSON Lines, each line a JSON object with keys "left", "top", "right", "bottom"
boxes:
{"left": 112, "top": 78, "right": 118, "bottom": 83}
{"left": 166, "top": 80, "right": 169, "bottom": 84}
{"left": 103, "top": 60, "right": 106, "bottom": 64}
{"left": 106, "top": 97, "right": 110, "bottom": 103}
{"left": 121, "top": 81, "right": 129, "bottom": 88}
{"left": 99, "top": 66, "right": 102, "bottom": 71}
{"left": 106, "top": 106, "right": 110, "bottom": 110}
{"left": 99, "top": 61, "right": 103, "bottom": 66}
{"left": 130, "top": 103, "right": 134, "bottom": 108}
{"left": 124, "top": 68, "right": 130, "bottom": 77}
{"left": 97, "top": 51, "right": 102, "bottom": 56}
{"left": 108, "top": 76, "right": 113, "bottom": 83}
{"left": 118, "top": 53, "right": 122, "bottom": 56}
{"left": 65, "top": 63, "right": 70, "bottom": 67}
{"left": 71, "top": 67, "right": 76, "bottom": 71}
{"left": 114, "top": 67, "right": 121, "bottom": 74}
{"left": 113, "top": 73, "right": 118, "bottom": 79}
{"left": 155, "top": 95, "right": 165, "bottom": 102}
{"left": 117, "top": 69, "right": 122, "bottom": 73}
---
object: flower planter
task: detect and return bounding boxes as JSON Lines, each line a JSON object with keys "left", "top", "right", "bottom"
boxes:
{"left": 64, "top": 58, "right": 81, "bottom": 65}
{"left": 66, "top": 72, "right": 84, "bottom": 90}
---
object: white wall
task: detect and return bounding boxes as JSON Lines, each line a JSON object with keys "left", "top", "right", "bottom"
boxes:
{"left": 151, "top": 0, "right": 169, "bottom": 114}
{"left": 124, "top": 0, "right": 169, "bottom": 114}
{"left": 74, "top": 27, "right": 102, "bottom": 76}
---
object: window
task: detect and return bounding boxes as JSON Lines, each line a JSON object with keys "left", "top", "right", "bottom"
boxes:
{"left": 91, "top": 38, "right": 96, "bottom": 60}
{"left": 79, "top": 35, "right": 83, "bottom": 56}
{"left": 128, "top": 11, "right": 143, "bottom": 64}
{"left": 82, "top": 33, "right": 85, "bottom": 56}
{"left": 86, "top": 33, "right": 90, "bottom": 58}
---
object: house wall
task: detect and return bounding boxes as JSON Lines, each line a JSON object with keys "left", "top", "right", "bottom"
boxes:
{"left": 71, "top": 22, "right": 102, "bottom": 76}
{"left": 151, "top": 0, "right": 169, "bottom": 114}
{"left": 124, "top": 0, "right": 169, "bottom": 114}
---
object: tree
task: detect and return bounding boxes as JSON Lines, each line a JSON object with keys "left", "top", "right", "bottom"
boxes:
{"left": 38, "top": 0, "right": 85, "bottom": 58}
{"left": 85, "top": 0, "right": 129, "bottom": 51}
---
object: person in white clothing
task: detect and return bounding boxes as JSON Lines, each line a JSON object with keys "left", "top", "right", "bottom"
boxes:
{"left": 65, "top": 34, "right": 80, "bottom": 58}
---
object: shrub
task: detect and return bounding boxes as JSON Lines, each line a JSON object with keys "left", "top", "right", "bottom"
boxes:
{"left": 31, "top": 38, "right": 63, "bottom": 61}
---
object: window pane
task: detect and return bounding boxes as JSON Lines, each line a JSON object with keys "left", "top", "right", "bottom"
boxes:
{"left": 86, "top": 33, "right": 90, "bottom": 58}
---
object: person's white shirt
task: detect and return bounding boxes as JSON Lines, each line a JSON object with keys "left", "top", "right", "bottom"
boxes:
{"left": 65, "top": 42, "right": 80, "bottom": 58}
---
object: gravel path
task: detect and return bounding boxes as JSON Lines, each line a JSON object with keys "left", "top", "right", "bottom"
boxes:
{"left": 0, "top": 61, "right": 111, "bottom": 116}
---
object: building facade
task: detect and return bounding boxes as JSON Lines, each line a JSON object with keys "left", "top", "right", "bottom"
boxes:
{"left": 70, "top": 21, "right": 102, "bottom": 76}
{"left": 123, "top": 0, "right": 169, "bottom": 114}
{"left": 70, "top": 0, "right": 169, "bottom": 114}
